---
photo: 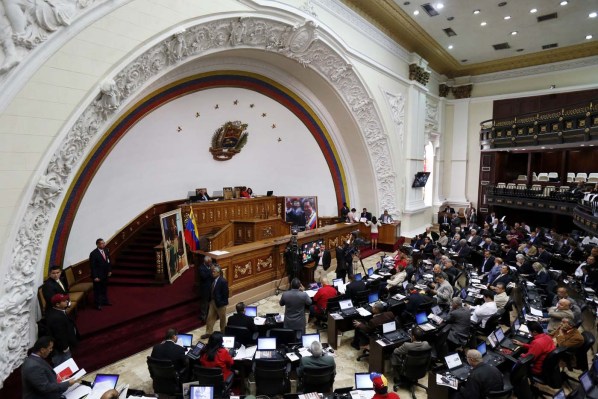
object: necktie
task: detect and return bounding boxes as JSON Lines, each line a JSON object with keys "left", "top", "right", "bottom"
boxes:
{"left": 100, "top": 250, "right": 106, "bottom": 260}
{"left": 57, "top": 279, "right": 65, "bottom": 292}
{"left": 212, "top": 278, "right": 217, "bottom": 294}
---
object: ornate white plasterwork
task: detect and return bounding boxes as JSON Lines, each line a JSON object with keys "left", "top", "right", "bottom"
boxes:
{"left": 383, "top": 90, "right": 405, "bottom": 217}
{"left": 424, "top": 96, "right": 439, "bottom": 144}
{"left": 0, "top": 0, "right": 107, "bottom": 79}
{"left": 0, "top": 15, "right": 398, "bottom": 386}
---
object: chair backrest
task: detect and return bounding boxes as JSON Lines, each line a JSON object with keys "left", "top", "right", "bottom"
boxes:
{"left": 454, "top": 272, "right": 468, "bottom": 291}
{"left": 301, "top": 365, "right": 335, "bottom": 394}
{"left": 64, "top": 267, "right": 76, "bottom": 286}
{"left": 147, "top": 356, "right": 180, "bottom": 395}
{"left": 402, "top": 348, "right": 432, "bottom": 381}
{"left": 268, "top": 328, "right": 298, "bottom": 346}
{"left": 354, "top": 290, "right": 370, "bottom": 306}
{"left": 506, "top": 183, "right": 516, "bottom": 189}
{"left": 486, "top": 387, "right": 513, "bottom": 399}
{"left": 589, "top": 173, "right": 598, "bottom": 179}
{"left": 327, "top": 296, "right": 342, "bottom": 312}
{"left": 37, "top": 286, "right": 46, "bottom": 314}
{"left": 481, "top": 312, "right": 501, "bottom": 335}
{"left": 497, "top": 183, "right": 506, "bottom": 188}
{"left": 577, "top": 172, "right": 588, "bottom": 179}
{"left": 517, "top": 175, "right": 527, "bottom": 181}
{"left": 539, "top": 348, "right": 566, "bottom": 388}
{"left": 254, "top": 359, "right": 289, "bottom": 395}
{"left": 548, "top": 172, "right": 558, "bottom": 179}
{"left": 567, "top": 173, "right": 576, "bottom": 178}
{"left": 516, "top": 184, "right": 527, "bottom": 190}
{"left": 575, "top": 331, "right": 595, "bottom": 371}
{"left": 192, "top": 366, "right": 225, "bottom": 397}
{"left": 225, "top": 325, "right": 253, "bottom": 346}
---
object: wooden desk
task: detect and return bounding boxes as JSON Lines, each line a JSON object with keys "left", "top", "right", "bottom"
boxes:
{"left": 426, "top": 371, "right": 451, "bottom": 399}
{"left": 231, "top": 217, "right": 289, "bottom": 245}
{"left": 368, "top": 336, "right": 408, "bottom": 373}
{"left": 326, "top": 314, "right": 354, "bottom": 349}
{"left": 358, "top": 222, "right": 401, "bottom": 247}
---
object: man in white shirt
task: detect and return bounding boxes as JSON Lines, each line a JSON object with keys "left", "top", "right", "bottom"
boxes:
{"left": 582, "top": 235, "right": 598, "bottom": 246}
{"left": 574, "top": 255, "right": 595, "bottom": 278}
{"left": 468, "top": 290, "right": 498, "bottom": 328}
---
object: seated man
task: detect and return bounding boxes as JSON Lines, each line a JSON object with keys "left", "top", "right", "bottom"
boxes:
{"left": 310, "top": 277, "right": 337, "bottom": 322}
{"left": 443, "top": 297, "right": 471, "bottom": 350}
{"left": 351, "top": 303, "right": 394, "bottom": 350}
{"left": 385, "top": 265, "right": 406, "bottom": 293}
{"left": 454, "top": 349, "right": 503, "bottom": 399}
{"left": 550, "top": 317, "right": 583, "bottom": 349}
{"left": 429, "top": 274, "right": 453, "bottom": 307}
{"left": 513, "top": 321, "right": 555, "bottom": 376}
{"left": 297, "top": 340, "right": 335, "bottom": 377}
{"left": 402, "top": 284, "right": 433, "bottom": 322}
{"left": 345, "top": 273, "right": 367, "bottom": 302}
{"left": 491, "top": 282, "right": 508, "bottom": 310}
{"left": 150, "top": 328, "right": 189, "bottom": 376}
{"left": 42, "top": 265, "right": 73, "bottom": 312}
{"left": 391, "top": 326, "right": 431, "bottom": 383}
{"left": 467, "top": 290, "right": 497, "bottom": 328}
{"left": 227, "top": 302, "right": 257, "bottom": 332}
{"left": 546, "top": 299, "right": 574, "bottom": 334}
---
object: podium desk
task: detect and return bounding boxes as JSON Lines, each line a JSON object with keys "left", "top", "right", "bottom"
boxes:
{"left": 358, "top": 221, "right": 401, "bottom": 247}
{"left": 368, "top": 336, "right": 409, "bottom": 373}
{"left": 326, "top": 314, "right": 355, "bottom": 349}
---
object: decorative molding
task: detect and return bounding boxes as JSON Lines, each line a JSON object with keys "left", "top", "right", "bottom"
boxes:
{"left": 452, "top": 84, "right": 473, "bottom": 99}
{"left": 0, "top": 0, "right": 108, "bottom": 80}
{"left": 234, "top": 261, "right": 252, "bottom": 279}
{"left": 256, "top": 256, "right": 273, "bottom": 272}
{"left": 408, "top": 63, "right": 430, "bottom": 86}
{"left": 424, "top": 96, "right": 439, "bottom": 144}
{"left": 0, "top": 15, "right": 398, "bottom": 386}
{"left": 300, "top": 0, "right": 318, "bottom": 17}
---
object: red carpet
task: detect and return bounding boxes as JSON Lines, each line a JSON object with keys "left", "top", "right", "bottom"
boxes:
{"left": 358, "top": 247, "right": 382, "bottom": 259}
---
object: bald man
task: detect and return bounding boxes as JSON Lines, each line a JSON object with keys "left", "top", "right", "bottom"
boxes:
{"left": 455, "top": 349, "right": 503, "bottom": 399}
{"left": 100, "top": 389, "right": 119, "bottom": 399}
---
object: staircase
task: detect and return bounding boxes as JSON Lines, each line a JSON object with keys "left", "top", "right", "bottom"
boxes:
{"left": 110, "top": 225, "right": 164, "bottom": 286}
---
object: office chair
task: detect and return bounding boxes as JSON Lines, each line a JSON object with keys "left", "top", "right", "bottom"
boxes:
{"left": 224, "top": 325, "right": 258, "bottom": 346}
{"left": 473, "top": 312, "right": 501, "bottom": 340}
{"left": 486, "top": 387, "right": 513, "bottom": 399}
{"left": 253, "top": 358, "right": 291, "bottom": 395}
{"left": 531, "top": 348, "right": 568, "bottom": 397}
{"left": 146, "top": 356, "right": 182, "bottom": 397}
{"left": 573, "top": 331, "right": 595, "bottom": 372}
{"left": 192, "top": 366, "right": 233, "bottom": 398}
{"left": 392, "top": 348, "right": 432, "bottom": 399}
{"left": 267, "top": 328, "right": 299, "bottom": 346}
{"left": 354, "top": 290, "right": 370, "bottom": 307}
{"left": 300, "top": 365, "right": 335, "bottom": 393}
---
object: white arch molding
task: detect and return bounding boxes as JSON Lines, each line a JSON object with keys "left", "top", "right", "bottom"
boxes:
{"left": 0, "top": 15, "right": 398, "bottom": 384}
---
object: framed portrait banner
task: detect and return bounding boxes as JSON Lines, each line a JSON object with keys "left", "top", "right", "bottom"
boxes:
{"left": 159, "top": 209, "right": 189, "bottom": 283}
{"left": 284, "top": 196, "right": 318, "bottom": 232}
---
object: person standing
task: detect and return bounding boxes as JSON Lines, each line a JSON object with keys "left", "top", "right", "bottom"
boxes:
{"left": 198, "top": 256, "right": 214, "bottom": 322}
{"left": 89, "top": 238, "right": 112, "bottom": 310}
{"left": 21, "top": 336, "right": 79, "bottom": 399}
{"left": 280, "top": 278, "right": 312, "bottom": 337}
{"left": 46, "top": 294, "right": 79, "bottom": 366}
{"left": 42, "top": 265, "right": 70, "bottom": 312}
{"left": 201, "top": 265, "right": 229, "bottom": 339}
{"left": 335, "top": 242, "right": 348, "bottom": 282}
{"left": 313, "top": 243, "right": 331, "bottom": 283}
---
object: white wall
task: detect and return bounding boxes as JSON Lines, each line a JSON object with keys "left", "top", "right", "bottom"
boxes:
{"left": 64, "top": 87, "right": 336, "bottom": 264}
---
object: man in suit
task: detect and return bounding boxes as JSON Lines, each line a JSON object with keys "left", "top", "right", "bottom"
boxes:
{"left": 89, "top": 238, "right": 112, "bottom": 310}
{"left": 21, "top": 336, "right": 79, "bottom": 399}
{"left": 481, "top": 237, "right": 498, "bottom": 252}
{"left": 480, "top": 250, "right": 495, "bottom": 274}
{"left": 454, "top": 349, "right": 503, "bottom": 399}
{"left": 438, "top": 212, "right": 451, "bottom": 233}
{"left": 312, "top": 243, "right": 331, "bottom": 283}
{"left": 379, "top": 210, "right": 393, "bottom": 224}
{"left": 339, "top": 203, "right": 350, "bottom": 219}
{"left": 197, "top": 188, "right": 211, "bottom": 201}
{"left": 466, "top": 229, "right": 483, "bottom": 247}
{"left": 150, "top": 328, "right": 188, "bottom": 374}
{"left": 227, "top": 302, "right": 257, "bottom": 332}
{"left": 280, "top": 278, "right": 312, "bottom": 337}
{"left": 198, "top": 256, "right": 214, "bottom": 322}
{"left": 297, "top": 340, "right": 335, "bottom": 377}
{"left": 345, "top": 273, "right": 367, "bottom": 302}
{"left": 202, "top": 265, "right": 229, "bottom": 338}
{"left": 46, "top": 294, "right": 79, "bottom": 366}
{"left": 42, "top": 265, "right": 70, "bottom": 312}
{"left": 443, "top": 297, "right": 471, "bottom": 350}
{"left": 352, "top": 303, "right": 394, "bottom": 349}
{"left": 423, "top": 227, "right": 439, "bottom": 242}
{"left": 335, "top": 242, "right": 349, "bottom": 282}
{"left": 391, "top": 326, "right": 432, "bottom": 381}
{"left": 537, "top": 245, "right": 553, "bottom": 266}
{"left": 360, "top": 208, "right": 372, "bottom": 221}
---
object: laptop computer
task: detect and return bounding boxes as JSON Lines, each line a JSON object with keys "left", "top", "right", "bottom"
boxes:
{"left": 92, "top": 374, "right": 119, "bottom": 393}
{"left": 367, "top": 267, "right": 374, "bottom": 277}
{"left": 444, "top": 353, "right": 472, "bottom": 381}
{"left": 382, "top": 320, "right": 407, "bottom": 342}
{"left": 176, "top": 333, "right": 193, "bottom": 348}
{"left": 511, "top": 318, "right": 532, "bottom": 343}
{"left": 552, "top": 389, "right": 566, "bottom": 399}
{"left": 256, "top": 337, "right": 277, "bottom": 358}
{"left": 222, "top": 336, "right": 236, "bottom": 356}
{"left": 354, "top": 273, "right": 363, "bottom": 281}
{"left": 477, "top": 341, "right": 504, "bottom": 366}
{"left": 245, "top": 306, "right": 257, "bottom": 317}
{"left": 186, "top": 341, "right": 205, "bottom": 360}
{"left": 494, "top": 327, "right": 518, "bottom": 351}
{"left": 415, "top": 312, "right": 436, "bottom": 331}
{"left": 339, "top": 299, "right": 359, "bottom": 317}
{"left": 355, "top": 372, "right": 374, "bottom": 390}
{"left": 189, "top": 385, "right": 214, "bottom": 399}
{"left": 302, "top": 333, "right": 320, "bottom": 349}
{"left": 368, "top": 292, "right": 380, "bottom": 304}
{"left": 332, "top": 278, "right": 343, "bottom": 288}
{"left": 580, "top": 371, "right": 598, "bottom": 399}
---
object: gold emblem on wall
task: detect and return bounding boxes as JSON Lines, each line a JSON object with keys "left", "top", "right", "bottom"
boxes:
{"left": 234, "top": 261, "right": 252, "bottom": 278}
{"left": 257, "top": 256, "right": 273, "bottom": 272}
{"left": 209, "top": 121, "right": 249, "bottom": 161}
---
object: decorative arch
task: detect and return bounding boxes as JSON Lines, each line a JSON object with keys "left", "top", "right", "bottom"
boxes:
{"left": 0, "top": 15, "right": 398, "bottom": 384}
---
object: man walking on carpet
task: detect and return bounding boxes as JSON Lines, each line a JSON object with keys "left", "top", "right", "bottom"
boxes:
{"left": 201, "top": 265, "right": 229, "bottom": 339}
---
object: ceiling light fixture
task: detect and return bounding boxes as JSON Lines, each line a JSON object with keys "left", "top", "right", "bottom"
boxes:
{"left": 590, "top": 12, "right": 597, "bottom": 18}
{"left": 448, "top": 45, "right": 453, "bottom": 49}
{"left": 481, "top": 21, "right": 487, "bottom": 26}
{"left": 473, "top": 9, "right": 480, "bottom": 14}
{"left": 413, "top": 10, "right": 420, "bottom": 15}
{"left": 560, "top": 1, "right": 568, "bottom": 5}
{"left": 516, "top": 48, "right": 524, "bottom": 52}
{"left": 530, "top": 8, "right": 537, "bottom": 13}
{"left": 587, "top": 34, "right": 593, "bottom": 40}
{"left": 504, "top": 15, "right": 511, "bottom": 20}
{"left": 511, "top": 31, "right": 518, "bottom": 35}
{"left": 436, "top": 3, "right": 444, "bottom": 10}
{"left": 498, "top": 2, "right": 507, "bottom": 7}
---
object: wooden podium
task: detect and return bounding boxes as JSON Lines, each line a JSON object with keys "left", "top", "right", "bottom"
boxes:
{"left": 357, "top": 221, "right": 401, "bottom": 248}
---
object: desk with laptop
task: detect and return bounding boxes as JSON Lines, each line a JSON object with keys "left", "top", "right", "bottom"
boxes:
{"left": 367, "top": 320, "right": 410, "bottom": 372}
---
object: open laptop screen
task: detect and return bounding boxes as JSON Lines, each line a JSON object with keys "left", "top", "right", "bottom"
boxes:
{"left": 93, "top": 374, "right": 119, "bottom": 389}
{"left": 355, "top": 373, "right": 374, "bottom": 390}
{"left": 368, "top": 292, "right": 379, "bottom": 303}
{"left": 444, "top": 353, "right": 462, "bottom": 370}
{"left": 245, "top": 306, "right": 257, "bottom": 317}
{"left": 302, "top": 333, "right": 320, "bottom": 349}
{"left": 581, "top": 371, "right": 593, "bottom": 392}
{"left": 189, "top": 385, "right": 214, "bottom": 399}
{"left": 431, "top": 305, "right": 442, "bottom": 315}
{"left": 382, "top": 321, "right": 396, "bottom": 334}
{"left": 339, "top": 299, "right": 353, "bottom": 310}
{"left": 176, "top": 333, "right": 193, "bottom": 347}
{"left": 257, "top": 337, "right": 277, "bottom": 350}
{"left": 477, "top": 341, "right": 487, "bottom": 356}
{"left": 553, "top": 389, "right": 566, "bottom": 399}
{"left": 487, "top": 332, "right": 498, "bottom": 349}
{"left": 415, "top": 312, "right": 428, "bottom": 325}
{"left": 354, "top": 273, "right": 363, "bottom": 281}
{"left": 222, "top": 336, "right": 235, "bottom": 349}
{"left": 494, "top": 327, "right": 505, "bottom": 343}
{"left": 333, "top": 278, "right": 343, "bottom": 287}
{"left": 367, "top": 267, "right": 374, "bottom": 276}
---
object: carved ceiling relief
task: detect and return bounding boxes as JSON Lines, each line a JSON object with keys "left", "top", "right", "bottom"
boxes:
{"left": 425, "top": 97, "right": 439, "bottom": 144}
{"left": 0, "top": 16, "right": 399, "bottom": 386}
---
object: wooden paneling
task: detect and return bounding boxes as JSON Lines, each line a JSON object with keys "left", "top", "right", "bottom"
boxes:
{"left": 493, "top": 89, "right": 598, "bottom": 120}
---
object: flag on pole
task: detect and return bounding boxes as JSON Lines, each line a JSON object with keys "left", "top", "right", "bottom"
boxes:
{"left": 184, "top": 208, "right": 200, "bottom": 251}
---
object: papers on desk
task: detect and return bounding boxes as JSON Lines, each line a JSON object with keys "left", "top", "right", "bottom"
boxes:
{"left": 234, "top": 344, "right": 257, "bottom": 360}
{"left": 209, "top": 250, "right": 229, "bottom": 255}
{"left": 306, "top": 289, "right": 318, "bottom": 298}
{"left": 356, "top": 307, "right": 371, "bottom": 317}
{"left": 519, "top": 324, "right": 530, "bottom": 334}
{"left": 337, "top": 283, "right": 346, "bottom": 294}
{"left": 350, "top": 389, "right": 376, "bottom": 399}
{"left": 254, "top": 316, "right": 266, "bottom": 325}
{"left": 64, "top": 383, "right": 91, "bottom": 399}
{"left": 526, "top": 281, "right": 535, "bottom": 287}
{"left": 470, "top": 278, "right": 481, "bottom": 284}
{"left": 298, "top": 347, "right": 312, "bottom": 357}
{"left": 436, "top": 373, "right": 459, "bottom": 390}
{"left": 300, "top": 392, "right": 321, "bottom": 399}
{"left": 412, "top": 249, "right": 420, "bottom": 252}
{"left": 423, "top": 273, "right": 434, "bottom": 279}
{"left": 378, "top": 271, "right": 391, "bottom": 277}
{"left": 585, "top": 287, "right": 596, "bottom": 294}
{"left": 472, "top": 283, "right": 487, "bottom": 289}
{"left": 87, "top": 381, "right": 118, "bottom": 399}
{"left": 393, "top": 293, "right": 406, "bottom": 301}
{"left": 422, "top": 259, "right": 432, "bottom": 265}
{"left": 376, "top": 339, "right": 389, "bottom": 346}
{"left": 286, "top": 352, "right": 300, "bottom": 362}
{"left": 368, "top": 274, "right": 383, "bottom": 280}
{"left": 330, "top": 312, "right": 343, "bottom": 320}
{"left": 529, "top": 307, "right": 543, "bottom": 317}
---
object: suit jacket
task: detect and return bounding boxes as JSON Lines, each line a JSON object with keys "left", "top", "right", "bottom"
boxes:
{"left": 46, "top": 307, "right": 78, "bottom": 352}
{"left": 467, "top": 235, "right": 483, "bottom": 247}
{"left": 456, "top": 245, "right": 471, "bottom": 258}
{"left": 21, "top": 354, "right": 70, "bottom": 399}
{"left": 297, "top": 354, "right": 336, "bottom": 376}
{"left": 444, "top": 307, "right": 471, "bottom": 345}
{"left": 360, "top": 212, "right": 372, "bottom": 221}
{"left": 335, "top": 247, "right": 347, "bottom": 271}
{"left": 41, "top": 278, "right": 69, "bottom": 311}
{"left": 227, "top": 312, "right": 257, "bottom": 332}
{"left": 439, "top": 213, "right": 451, "bottom": 225}
{"left": 150, "top": 340, "right": 188, "bottom": 372}
{"left": 198, "top": 262, "right": 214, "bottom": 298}
{"left": 480, "top": 256, "right": 496, "bottom": 274}
{"left": 490, "top": 273, "right": 512, "bottom": 287}
{"left": 210, "top": 277, "right": 229, "bottom": 308}
{"left": 345, "top": 280, "right": 367, "bottom": 301}
{"left": 393, "top": 340, "right": 432, "bottom": 358}
{"left": 455, "top": 362, "right": 503, "bottom": 399}
{"left": 280, "top": 289, "right": 312, "bottom": 331}
{"left": 89, "top": 247, "right": 111, "bottom": 280}
{"left": 314, "top": 249, "right": 331, "bottom": 270}
{"left": 537, "top": 251, "right": 553, "bottom": 265}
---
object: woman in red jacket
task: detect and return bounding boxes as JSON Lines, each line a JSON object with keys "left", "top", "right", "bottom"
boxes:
{"left": 199, "top": 332, "right": 235, "bottom": 382}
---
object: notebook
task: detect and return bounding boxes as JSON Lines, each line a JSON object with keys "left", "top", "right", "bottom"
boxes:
{"left": 302, "top": 333, "right": 320, "bottom": 349}
{"left": 415, "top": 312, "right": 436, "bottom": 331}
{"left": 258, "top": 337, "right": 277, "bottom": 350}
{"left": 189, "top": 385, "right": 214, "bottom": 399}
{"left": 176, "top": 333, "right": 193, "bottom": 348}
{"left": 339, "top": 299, "right": 359, "bottom": 317}
{"left": 355, "top": 372, "right": 374, "bottom": 390}
{"left": 245, "top": 306, "right": 257, "bottom": 317}
{"left": 444, "top": 353, "right": 472, "bottom": 381}
{"left": 354, "top": 273, "right": 363, "bottom": 281}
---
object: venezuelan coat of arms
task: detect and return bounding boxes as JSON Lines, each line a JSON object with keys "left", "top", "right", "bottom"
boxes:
{"left": 209, "top": 121, "right": 249, "bottom": 161}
